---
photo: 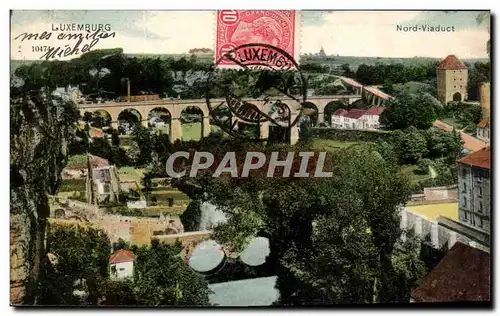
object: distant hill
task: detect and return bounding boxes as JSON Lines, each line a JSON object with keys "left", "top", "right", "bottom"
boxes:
{"left": 300, "top": 55, "right": 489, "bottom": 70}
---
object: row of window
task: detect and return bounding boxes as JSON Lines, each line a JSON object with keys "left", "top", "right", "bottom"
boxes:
{"left": 462, "top": 196, "right": 485, "bottom": 214}
{"left": 463, "top": 211, "right": 486, "bottom": 229}
{"left": 462, "top": 182, "right": 484, "bottom": 196}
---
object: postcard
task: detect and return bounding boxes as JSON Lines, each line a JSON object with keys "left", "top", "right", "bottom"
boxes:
{"left": 10, "top": 10, "right": 491, "bottom": 307}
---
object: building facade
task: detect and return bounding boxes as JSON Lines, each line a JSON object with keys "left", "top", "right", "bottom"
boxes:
{"left": 436, "top": 55, "right": 468, "bottom": 104}
{"left": 477, "top": 119, "right": 490, "bottom": 143}
{"left": 86, "top": 154, "right": 121, "bottom": 205}
{"left": 457, "top": 147, "right": 490, "bottom": 232}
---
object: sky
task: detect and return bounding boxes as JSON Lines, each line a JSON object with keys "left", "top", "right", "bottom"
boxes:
{"left": 10, "top": 10, "right": 490, "bottom": 60}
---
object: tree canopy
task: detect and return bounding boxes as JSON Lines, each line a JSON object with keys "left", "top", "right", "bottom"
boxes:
{"left": 172, "top": 143, "right": 424, "bottom": 305}
{"left": 380, "top": 92, "right": 438, "bottom": 130}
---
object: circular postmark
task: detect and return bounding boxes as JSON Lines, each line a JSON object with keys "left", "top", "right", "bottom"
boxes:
{"left": 205, "top": 43, "right": 308, "bottom": 140}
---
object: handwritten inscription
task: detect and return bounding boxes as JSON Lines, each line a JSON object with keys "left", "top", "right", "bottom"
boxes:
{"left": 14, "top": 26, "right": 115, "bottom": 60}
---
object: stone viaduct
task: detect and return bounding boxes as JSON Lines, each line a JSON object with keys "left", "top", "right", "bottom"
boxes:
{"left": 78, "top": 77, "right": 390, "bottom": 144}
{"left": 79, "top": 95, "right": 362, "bottom": 144}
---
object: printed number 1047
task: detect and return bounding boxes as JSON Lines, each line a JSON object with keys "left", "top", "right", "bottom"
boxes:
{"left": 32, "top": 46, "right": 50, "bottom": 52}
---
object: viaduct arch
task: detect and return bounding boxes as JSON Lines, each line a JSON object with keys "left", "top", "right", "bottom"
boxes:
{"left": 79, "top": 94, "right": 363, "bottom": 144}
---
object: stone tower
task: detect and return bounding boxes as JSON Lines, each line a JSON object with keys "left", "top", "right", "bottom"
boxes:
{"left": 480, "top": 82, "right": 490, "bottom": 120}
{"left": 436, "top": 55, "right": 468, "bottom": 104}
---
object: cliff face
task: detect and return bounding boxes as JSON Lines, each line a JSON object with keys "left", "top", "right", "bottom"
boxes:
{"left": 10, "top": 82, "right": 79, "bottom": 304}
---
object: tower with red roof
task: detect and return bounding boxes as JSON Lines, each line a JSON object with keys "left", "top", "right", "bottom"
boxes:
{"left": 436, "top": 55, "right": 468, "bottom": 104}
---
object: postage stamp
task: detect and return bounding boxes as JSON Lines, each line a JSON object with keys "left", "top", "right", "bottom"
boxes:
{"left": 215, "top": 10, "right": 300, "bottom": 67}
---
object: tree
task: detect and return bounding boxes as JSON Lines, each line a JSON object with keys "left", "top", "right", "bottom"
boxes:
{"left": 110, "top": 129, "right": 120, "bottom": 147}
{"left": 380, "top": 81, "right": 395, "bottom": 95}
{"left": 392, "top": 128, "right": 429, "bottom": 164}
{"left": 126, "top": 141, "right": 141, "bottom": 166}
{"left": 176, "top": 143, "right": 417, "bottom": 305}
{"left": 180, "top": 200, "right": 202, "bottom": 232}
{"left": 340, "top": 63, "right": 354, "bottom": 77}
{"left": 380, "top": 92, "right": 437, "bottom": 130}
{"left": 141, "top": 173, "right": 153, "bottom": 204}
{"left": 423, "top": 127, "right": 464, "bottom": 163}
{"left": 90, "top": 111, "right": 111, "bottom": 128}
{"left": 68, "top": 128, "right": 90, "bottom": 155}
{"left": 40, "top": 224, "right": 111, "bottom": 305}
{"left": 131, "top": 125, "right": 153, "bottom": 167}
{"left": 467, "top": 62, "right": 490, "bottom": 101}
{"left": 379, "top": 233, "right": 426, "bottom": 302}
{"left": 82, "top": 112, "right": 93, "bottom": 125}
{"left": 133, "top": 239, "right": 212, "bottom": 306}
{"left": 88, "top": 137, "right": 112, "bottom": 161}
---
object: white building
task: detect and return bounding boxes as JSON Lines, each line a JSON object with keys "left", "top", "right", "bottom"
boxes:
{"left": 86, "top": 154, "right": 121, "bottom": 205}
{"left": 331, "top": 106, "right": 385, "bottom": 130}
{"left": 359, "top": 106, "right": 385, "bottom": 129}
{"left": 109, "top": 249, "right": 135, "bottom": 281}
{"left": 477, "top": 119, "right": 490, "bottom": 143}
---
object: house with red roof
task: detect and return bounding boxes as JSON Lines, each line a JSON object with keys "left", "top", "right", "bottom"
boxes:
{"left": 436, "top": 55, "right": 468, "bottom": 104}
{"left": 109, "top": 249, "right": 135, "bottom": 281}
{"left": 330, "top": 106, "right": 385, "bottom": 130}
{"left": 457, "top": 147, "right": 490, "bottom": 232}
{"left": 410, "top": 242, "right": 490, "bottom": 303}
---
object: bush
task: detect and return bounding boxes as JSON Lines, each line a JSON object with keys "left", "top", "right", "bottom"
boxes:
{"left": 60, "top": 179, "right": 87, "bottom": 192}
{"left": 180, "top": 200, "right": 201, "bottom": 232}
{"left": 417, "top": 158, "right": 433, "bottom": 175}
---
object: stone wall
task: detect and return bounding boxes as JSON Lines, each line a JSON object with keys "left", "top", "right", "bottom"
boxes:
{"left": 423, "top": 186, "right": 458, "bottom": 201}
{"left": 400, "top": 207, "right": 489, "bottom": 252}
{"left": 95, "top": 215, "right": 184, "bottom": 246}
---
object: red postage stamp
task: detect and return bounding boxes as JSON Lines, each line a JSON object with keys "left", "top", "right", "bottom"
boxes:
{"left": 216, "top": 10, "right": 298, "bottom": 67}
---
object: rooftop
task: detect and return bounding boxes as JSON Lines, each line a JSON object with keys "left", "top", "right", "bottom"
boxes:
{"left": 411, "top": 242, "right": 490, "bottom": 302}
{"left": 337, "top": 76, "right": 363, "bottom": 89}
{"left": 89, "top": 127, "right": 105, "bottom": 138}
{"left": 433, "top": 120, "right": 487, "bottom": 152}
{"left": 364, "top": 86, "right": 392, "bottom": 100}
{"left": 344, "top": 108, "right": 367, "bottom": 119}
{"left": 109, "top": 249, "right": 135, "bottom": 264}
{"left": 458, "top": 146, "right": 490, "bottom": 170}
{"left": 88, "top": 154, "right": 110, "bottom": 169}
{"left": 364, "top": 106, "right": 385, "bottom": 116}
{"left": 437, "top": 55, "right": 468, "bottom": 70}
{"left": 333, "top": 106, "right": 385, "bottom": 119}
